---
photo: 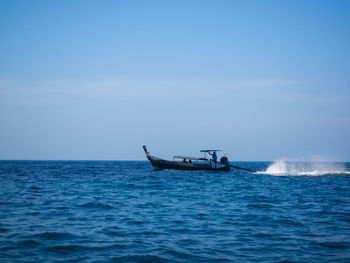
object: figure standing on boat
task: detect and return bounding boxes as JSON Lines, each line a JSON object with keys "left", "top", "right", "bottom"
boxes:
{"left": 208, "top": 151, "right": 218, "bottom": 168}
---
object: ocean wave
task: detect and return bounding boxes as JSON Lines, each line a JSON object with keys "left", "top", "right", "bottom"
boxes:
{"left": 16, "top": 240, "right": 41, "bottom": 247}
{"left": 45, "top": 244, "right": 88, "bottom": 254}
{"left": 79, "top": 202, "right": 114, "bottom": 209}
{"left": 30, "top": 232, "right": 78, "bottom": 240}
{"left": 111, "top": 255, "right": 170, "bottom": 263}
{"left": 46, "top": 244, "right": 127, "bottom": 254}
{"left": 0, "top": 227, "right": 9, "bottom": 233}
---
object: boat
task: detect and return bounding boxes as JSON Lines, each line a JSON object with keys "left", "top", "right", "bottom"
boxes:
{"left": 142, "top": 145, "right": 230, "bottom": 171}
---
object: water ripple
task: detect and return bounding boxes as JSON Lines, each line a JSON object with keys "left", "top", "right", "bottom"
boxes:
{"left": 0, "top": 161, "right": 349, "bottom": 262}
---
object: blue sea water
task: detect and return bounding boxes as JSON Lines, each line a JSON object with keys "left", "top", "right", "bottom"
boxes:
{"left": 0, "top": 160, "right": 349, "bottom": 263}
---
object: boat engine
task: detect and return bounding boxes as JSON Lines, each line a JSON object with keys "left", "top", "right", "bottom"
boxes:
{"left": 220, "top": 156, "right": 229, "bottom": 165}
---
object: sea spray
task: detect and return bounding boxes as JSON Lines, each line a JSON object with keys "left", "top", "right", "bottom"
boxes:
{"left": 258, "top": 160, "right": 350, "bottom": 176}
{"left": 264, "top": 160, "right": 287, "bottom": 174}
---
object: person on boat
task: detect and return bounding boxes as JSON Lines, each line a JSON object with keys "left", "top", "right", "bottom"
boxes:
{"left": 209, "top": 151, "right": 217, "bottom": 168}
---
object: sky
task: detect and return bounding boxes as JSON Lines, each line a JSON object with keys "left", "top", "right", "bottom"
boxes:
{"left": 0, "top": 0, "right": 349, "bottom": 161}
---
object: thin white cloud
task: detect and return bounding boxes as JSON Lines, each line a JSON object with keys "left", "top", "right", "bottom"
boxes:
{"left": 234, "top": 79, "right": 298, "bottom": 89}
{"left": 3, "top": 76, "right": 340, "bottom": 107}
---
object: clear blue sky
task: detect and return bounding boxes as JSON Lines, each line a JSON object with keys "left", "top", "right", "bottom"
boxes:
{"left": 0, "top": 0, "right": 349, "bottom": 161}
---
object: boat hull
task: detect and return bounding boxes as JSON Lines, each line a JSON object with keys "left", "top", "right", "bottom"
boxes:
{"left": 147, "top": 155, "right": 230, "bottom": 172}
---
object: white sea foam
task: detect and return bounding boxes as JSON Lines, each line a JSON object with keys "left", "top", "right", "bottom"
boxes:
{"left": 256, "top": 160, "right": 350, "bottom": 176}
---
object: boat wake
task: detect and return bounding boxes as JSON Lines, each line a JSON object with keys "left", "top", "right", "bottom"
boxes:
{"left": 256, "top": 160, "right": 350, "bottom": 176}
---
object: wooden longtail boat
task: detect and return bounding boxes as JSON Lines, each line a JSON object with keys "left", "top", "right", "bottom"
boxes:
{"left": 143, "top": 146, "right": 230, "bottom": 171}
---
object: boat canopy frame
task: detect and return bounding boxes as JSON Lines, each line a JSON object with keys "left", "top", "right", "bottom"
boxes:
{"left": 173, "top": 155, "right": 208, "bottom": 161}
{"left": 200, "top": 150, "right": 222, "bottom": 159}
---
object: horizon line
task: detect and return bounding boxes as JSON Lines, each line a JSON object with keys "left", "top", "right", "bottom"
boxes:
{"left": 0, "top": 159, "right": 349, "bottom": 163}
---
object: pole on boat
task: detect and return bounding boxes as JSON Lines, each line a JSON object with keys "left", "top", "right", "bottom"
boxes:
{"left": 220, "top": 156, "right": 256, "bottom": 173}
{"left": 227, "top": 164, "right": 256, "bottom": 173}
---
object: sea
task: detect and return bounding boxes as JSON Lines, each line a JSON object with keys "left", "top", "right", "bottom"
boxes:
{"left": 0, "top": 160, "right": 349, "bottom": 263}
